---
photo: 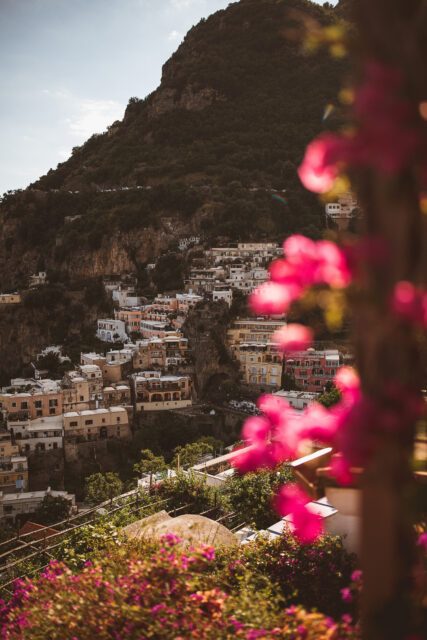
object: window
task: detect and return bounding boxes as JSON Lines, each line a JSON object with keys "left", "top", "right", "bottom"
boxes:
{"left": 79, "top": 396, "right": 84, "bottom": 401}
{"left": 85, "top": 420, "right": 93, "bottom": 426}
{"left": 69, "top": 421, "right": 78, "bottom": 427}
{"left": 35, "top": 401, "right": 42, "bottom": 408}
{"left": 21, "top": 402, "right": 28, "bottom": 410}
{"left": 116, "top": 417, "right": 121, "bottom": 423}
{"left": 49, "top": 399, "right": 58, "bottom": 407}
{"left": 49, "top": 408, "right": 56, "bottom": 415}
{"left": 12, "top": 402, "right": 16, "bottom": 408}
{"left": 36, "top": 410, "right": 42, "bottom": 417}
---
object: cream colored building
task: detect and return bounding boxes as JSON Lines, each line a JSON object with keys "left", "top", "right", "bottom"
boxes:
{"left": 63, "top": 406, "right": 131, "bottom": 442}
{"left": 227, "top": 318, "right": 285, "bottom": 346}
{"left": 103, "top": 384, "right": 132, "bottom": 408}
{"left": 131, "top": 372, "right": 192, "bottom": 412}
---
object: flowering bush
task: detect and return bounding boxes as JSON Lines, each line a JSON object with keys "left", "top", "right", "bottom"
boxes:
{"left": 217, "top": 531, "right": 357, "bottom": 620}
{"left": 0, "top": 535, "right": 360, "bottom": 640}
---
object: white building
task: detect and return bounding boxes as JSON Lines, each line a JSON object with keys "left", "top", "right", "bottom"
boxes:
{"left": 212, "top": 287, "right": 233, "bottom": 307}
{"left": 97, "top": 319, "right": 128, "bottom": 343}
{"left": 325, "top": 192, "right": 358, "bottom": 228}
{"left": 0, "top": 488, "right": 75, "bottom": 524}
{"left": 178, "top": 236, "right": 200, "bottom": 251}
{"left": 29, "top": 272, "right": 48, "bottom": 288}
{"left": 273, "top": 390, "right": 319, "bottom": 411}
{"left": 11, "top": 415, "right": 63, "bottom": 453}
{"left": 112, "top": 286, "right": 141, "bottom": 307}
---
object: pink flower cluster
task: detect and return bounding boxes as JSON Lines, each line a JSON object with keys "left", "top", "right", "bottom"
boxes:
{"left": 250, "top": 234, "right": 351, "bottom": 317}
{"left": 392, "top": 281, "right": 427, "bottom": 328}
{"left": 298, "top": 62, "right": 424, "bottom": 193}
{"left": 234, "top": 364, "right": 425, "bottom": 542}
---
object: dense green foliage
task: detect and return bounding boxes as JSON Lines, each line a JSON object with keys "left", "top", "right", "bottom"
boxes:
{"left": 33, "top": 495, "right": 72, "bottom": 525}
{"left": 223, "top": 531, "right": 357, "bottom": 618}
{"left": 223, "top": 467, "right": 295, "bottom": 529}
{"left": 84, "top": 472, "right": 124, "bottom": 505}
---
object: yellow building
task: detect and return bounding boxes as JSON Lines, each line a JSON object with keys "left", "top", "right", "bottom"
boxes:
{"left": 0, "top": 431, "right": 28, "bottom": 493}
{"left": 227, "top": 319, "right": 285, "bottom": 389}
{"left": 233, "top": 343, "right": 283, "bottom": 389}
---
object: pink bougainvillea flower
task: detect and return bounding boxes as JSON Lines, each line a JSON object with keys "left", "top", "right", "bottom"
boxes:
{"left": 233, "top": 396, "right": 302, "bottom": 473}
{"left": 417, "top": 532, "right": 427, "bottom": 551}
{"left": 299, "top": 62, "right": 424, "bottom": 195}
{"left": 315, "top": 240, "right": 352, "bottom": 287}
{"left": 330, "top": 454, "right": 353, "bottom": 486}
{"left": 340, "top": 587, "right": 353, "bottom": 603}
{"left": 273, "top": 324, "right": 313, "bottom": 352}
{"left": 351, "top": 569, "right": 363, "bottom": 583}
{"left": 335, "top": 366, "right": 361, "bottom": 402}
{"left": 392, "top": 280, "right": 427, "bottom": 327}
{"left": 275, "top": 485, "right": 323, "bottom": 544}
{"left": 249, "top": 281, "right": 298, "bottom": 315}
{"left": 297, "top": 134, "right": 343, "bottom": 193}
{"left": 300, "top": 402, "right": 342, "bottom": 444}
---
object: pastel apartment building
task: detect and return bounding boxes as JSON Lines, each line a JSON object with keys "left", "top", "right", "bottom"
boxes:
{"left": 0, "top": 388, "right": 63, "bottom": 421}
{"left": 131, "top": 372, "right": 192, "bottom": 412}
{"left": 63, "top": 406, "right": 131, "bottom": 442}
{"left": 207, "top": 242, "right": 281, "bottom": 265}
{"left": 62, "top": 376, "right": 91, "bottom": 413}
{"left": 284, "top": 349, "right": 343, "bottom": 392}
{"left": 103, "top": 384, "right": 132, "bottom": 408}
{"left": 140, "top": 320, "right": 175, "bottom": 339}
{"left": 9, "top": 415, "right": 63, "bottom": 454}
{"left": 227, "top": 318, "right": 285, "bottom": 346}
{"left": 96, "top": 319, "right": 128, "bottom": 343}
{"left": 80, "top": 352, "right": 130, "bottom": 385}
{"left": 115, "top": 307, "right": 143, "bottom": 334}
{"left": 132, "top": 335, "right": 189, "bottom": 370}
{"left": 233, "top": 342, "right": 283, "bottom": 389}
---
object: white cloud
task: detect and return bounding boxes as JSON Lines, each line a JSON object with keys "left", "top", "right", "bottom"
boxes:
{"left": 65, "top": 99, "right": 124, "bottom": 139}
{"left": 167, "top": 29, "right": 183, "bottom": 41}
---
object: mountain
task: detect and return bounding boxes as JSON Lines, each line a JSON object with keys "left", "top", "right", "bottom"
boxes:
{"left": 0, "top": 0, "right": 347, "bottom": 380}
{"left": 0, "top": 0, "right": 345, "bottom": 290}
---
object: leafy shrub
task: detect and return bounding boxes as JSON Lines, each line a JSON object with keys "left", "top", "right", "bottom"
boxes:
{"left": 230, "top": 531, "right": 357, "bottom": 619}
{"left": 0, "top": 537, "right": 360, "bottom": 639}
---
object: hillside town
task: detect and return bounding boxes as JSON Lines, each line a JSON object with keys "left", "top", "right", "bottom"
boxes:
{"left": 0, "top": 237, "right": 350, "bottom": 525}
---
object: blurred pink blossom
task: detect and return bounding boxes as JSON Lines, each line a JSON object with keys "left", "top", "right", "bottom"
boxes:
{"left": 274, "top": 485, "right": 323, "bottom": 544}
{"left": 273, "top": 324, "right": 313, "bottom": 352}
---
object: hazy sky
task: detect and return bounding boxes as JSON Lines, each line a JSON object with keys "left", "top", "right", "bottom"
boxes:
{"left": 0, "top": 0, "right": 335, "bottom": 194}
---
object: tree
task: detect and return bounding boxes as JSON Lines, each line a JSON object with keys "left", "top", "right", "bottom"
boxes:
{"left": 223, "top": 467, "right": 294, "bottom": 530}
{"left": 84, "top": 472, "right": 123, "bottom": 505}
{"left": 33, "top": 495, "right": 72, "bottom": 525}
{"left": 317, "top": 386, "right": 341, "bottom": 408}
{"left": 134, "top": 449, "right": 167, "bottom": 487}
{"left": 172, "top": 441, "right": 213, "bottom": 469}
